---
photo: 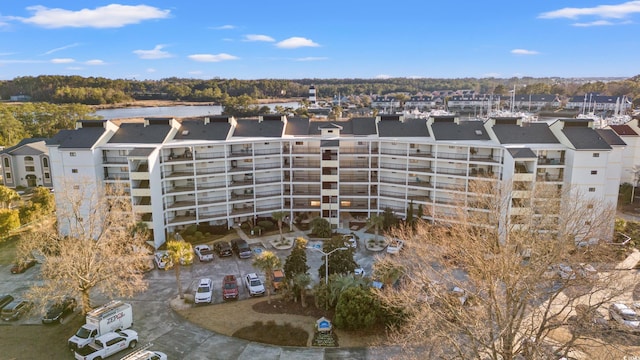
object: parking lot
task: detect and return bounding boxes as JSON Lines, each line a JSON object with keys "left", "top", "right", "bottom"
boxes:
{"left": 0, "top": 227, "right": 391, "bottom": 359}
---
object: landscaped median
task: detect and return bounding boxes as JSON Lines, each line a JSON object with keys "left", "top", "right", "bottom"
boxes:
{"left": 170, "top": 295, "right": 384, "bottom": 348}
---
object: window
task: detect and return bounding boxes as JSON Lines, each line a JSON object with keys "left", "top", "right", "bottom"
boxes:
{"left": 591, "top": 170, "right": 597, "bottom": 175}
{"left": 295, "top": 141, "right": 303, "bottom": 146}
{"left": 72, "top": 169, "right": 78, "bottom": 174}
{"left": 44, "top": 173, "right": 50, "bottom": 179}
{"left": 25, "top": 166, "right": 35, "bottom": 172}
{"left": 592, "top": 153, "right": 600, "bottom": 158}
{"left": 358, "top": 141, "right": 366, "bottom": 146}
{"left": 70, "top": 152, "right": 76, "bottom": 157}
{"left": 588, "top": 187, "right": 596, "bottom": 192}
{"left": 42, "top": 158, "right": 49, "bottom": 168}
{"left": 118, "top": 150, "right": 127, "bottom": 156}
{"left": 5, "top": 173, "right": 10, "bottom": 179}
{"left": 24, "top": 156, "right": 33, "bottom": 161}
{"left": 3, "top": 158, "right": 10, "bottom": 168}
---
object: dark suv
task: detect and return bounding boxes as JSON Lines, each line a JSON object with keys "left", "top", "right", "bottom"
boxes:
{"left": 214, "top": 241, "right": 232, "bottom": 257}
{"left": 231, "top": 239, "right": 252, "bottom": 259}
{"left": 0, "top": 294, "right": 14, "bottom": 311}
{"left": 42, "top": 297, "right": 77, "bottom": 324}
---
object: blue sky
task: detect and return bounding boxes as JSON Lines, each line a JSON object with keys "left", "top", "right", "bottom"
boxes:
{"left": 0, "top": 1, "right": 638, "bottom": 80}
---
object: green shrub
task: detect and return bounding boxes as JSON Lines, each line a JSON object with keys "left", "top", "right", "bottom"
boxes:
{"left": 184, "top": 224, "right": 198, "bottom": 236}
{"left": 258, "top": 220, "right": 274, "bottom": 230}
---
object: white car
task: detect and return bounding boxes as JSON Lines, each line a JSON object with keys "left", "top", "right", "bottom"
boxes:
{"left": 193, "top": 245, "right": 214, "bottom": 262}
{"left": 386, "top": 239, "right": 404, "bottom": 254}
{"left": 244, "top": 273, "right": 265, "bottom": 297}
{"left": 609, "top": 303, "right": 640, "bottom": 331}
{"left": 194, "top": 278, "right": 213, "bottom": 304}
{"left": 153, "top": 251, "right": 172, "bottom": 270}
{"left": 343, "top": 234, "right": 357, "bottom": 248}
{"left": 354, "top": 267, "right": 365, "bottom": 277}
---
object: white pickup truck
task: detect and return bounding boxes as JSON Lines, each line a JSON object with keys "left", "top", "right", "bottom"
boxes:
{"left": 74, "top": 329, "right": 138, "bottom": 360}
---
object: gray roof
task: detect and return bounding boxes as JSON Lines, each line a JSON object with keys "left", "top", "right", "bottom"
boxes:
{"left": 48, "top": 127, "right": 106, "bottom": 149}
{"left": 595, "top": 129, "right": 626, "bottom": 146}
{"left": 108, "top": 123, "right": 171, "bottom": 144}
{"left": 128, "top": 148, "right": 155, "bottom": 157}
{"left": 430, "top": 121, "right": 490, "bottom": 141}
{"left": 492, "top": 123, "right": 560, "bottom": 144}
{"left": 351, "top": 117, "right": 377, "bottom": 135}
{"left": 378, "top": 118, "right": 430, "bottom": 138}
{"left": 175, "top": 120, "right": 231, "bottom": 141}
{"left": 507, "top": 147, "right": 537, "bottom": 159}
{"left": 562, "top": 127, "right": 612, "bottom": 150}
{"left": 233, "top": 119, "right": 284, "bottom": 137}
{"left": 0, "top": 138, "right": 48, "bottom": 155}
{"left": 284, "top": 117, "right": 310, "bottom": 136}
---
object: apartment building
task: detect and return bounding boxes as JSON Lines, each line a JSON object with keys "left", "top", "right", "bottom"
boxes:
{"left": 0, "top": 138, "right": 53, "bottom": 189}
{"left": 46, "top": 114, "right": 624, "bottom": 249}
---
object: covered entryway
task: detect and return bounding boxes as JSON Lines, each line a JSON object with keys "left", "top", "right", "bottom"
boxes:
{"left": 25, "top": 174, "right": 37, "bottom": 187}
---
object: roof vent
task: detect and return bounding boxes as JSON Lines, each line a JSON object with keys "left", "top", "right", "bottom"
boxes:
{"left": 475, "top": 130, "right": 483, "bottom": 135}
{"left": 182, "top": 130, "right": 190, "bottom": 136}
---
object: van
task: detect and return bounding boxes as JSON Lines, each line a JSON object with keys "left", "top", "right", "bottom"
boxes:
{"left": 68, "top": 301, "right": 133, "bottom": 351}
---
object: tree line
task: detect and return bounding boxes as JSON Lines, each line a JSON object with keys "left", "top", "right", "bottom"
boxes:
{"left": 2, "top": 75, "right": 639, "bottom": 105}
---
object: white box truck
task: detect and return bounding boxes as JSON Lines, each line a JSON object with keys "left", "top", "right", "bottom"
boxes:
{"left": 68, "top": 300, "right": 133, "bottom": 351}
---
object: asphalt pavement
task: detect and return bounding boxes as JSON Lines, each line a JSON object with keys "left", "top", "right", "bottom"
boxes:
{"left": 0, "top": 226, "right": 399, "bottom": 359}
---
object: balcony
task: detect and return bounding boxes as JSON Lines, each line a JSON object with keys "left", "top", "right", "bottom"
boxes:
{"left": 292, "top": 161, "right": 321, "bottom": 169}
{"left": 255, "top": 176, "right": 282, "bottom": 185}
{"left": 255, "top": 191, "right": 282, "bottom": 199}
{"left": 196, "top": 182, "right": 227, "bottom": 190}
{"left": 408, "top": 179, "right": 432, "bottom": 188}
{"left": 166, "top": 200, "right": 196, "bottom": 209}
{"left": 434, "top": 182, "right": 466, "bottom": 191}
{"left": 254, "top": 148, "right": 282, "bottom": 156}
{"left": 537, "top": 157, "right": 564, "bottom": 166}
{"left": 339, "top": 176, "right": 369, "bottom": 183}
{"left": 408, "top": 165, "right": 432, "bottom": 173}
{"left": 437, "top": 151, "right": 468, "bottom": 160}
{"left": 165, "top": 171, "right": 193, "bottom": 178}
{"left": 164, "top": 185, "right": 195, "bottom": 194}
{"left": 380, "top": 163, "right": 406, "bottom": 170}
{"left": 292, "top": 175, "right": 321, "bottom": 182}
{"left": 291, "top": 147, "right": 319, "bottom": 154}
{"left": 379, "top": 177, "right": 406, "bottom": 185}
{"left": 231, "top": 207, "right": 254, "bottom": 215}
{"left": 340, "top": 148, "right": 372, "bottom": 155}
{"left": 339, "top": 161, "right": 370, "bottom": 168}
{"left": 103, "top": 156, "right": 128, "bottom": 164}
{"left": 409, "top": 150, "right": 434, "bottom": 158}
{"left": 437, "top": 167, "right": 467, "bottom": 176}
{"left": 229, "top": 149, "right": 253, "bottom": 158}
{"left": 380, "top": 149, "right": 407, "bottom": 156}
{"left": 194, "top": 151, "right": 225, "bottom": 160}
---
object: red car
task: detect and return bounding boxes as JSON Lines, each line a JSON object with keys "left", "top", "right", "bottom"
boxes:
{"left": 10, "top": 259, "right": 37, "bottom": 274}
{"left": 222, "top": 275, "right": 239, "bottom": 300}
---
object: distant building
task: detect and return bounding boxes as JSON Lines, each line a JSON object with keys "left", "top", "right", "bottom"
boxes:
{"left": 371, "top": 97, "right": 401, "bottom": 112}
{"left": 0, "top": 138, "right": 52, "bottom": 188}
{"left": 404, "top": 96, "right": 437, "bottom": 111}
{"left": 566, "top": 94, "right": 632, "bottom": 114}
{"left": 510, "top": 94, "right": 562, "bottom": 111}
{"left": 9, "top": 95, "right": 31, "bottom": 102}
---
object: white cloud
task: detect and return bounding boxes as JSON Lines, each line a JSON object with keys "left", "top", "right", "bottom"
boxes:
{"left": 188, "top": 53, "right": 239, "bottom": 62}
{"left": 539, "top": 1, "right": 640, "bottom": 19}
{"left": 244, "top": 34, "right": 275, "bottom": 42}
{"left": 51, "top": 58, "right": 75, "bottom": 63}
{"left": 295, "top": 56, "right": 328, "bottom": 62}
{"left": 276, "top": 37, "right": 320, "bottom": 49}
{"left": 375, "top": 74, "right": 392, "bottom": 79}
{"left": 511, "top": 49, "right": 539, "bottom": 55}
{"left": 85, "top": 59, "right": 105, "bottom": 65}
{"left": 212, "top": 24, "right": 235, "bottom": 30}
{"left": 20, "top": 4, "right": 170, "bottom": 28}
{"left": 146, "top": 68, "right": 156, "bottom": 73}
{"left": 573, "top": 20, "right": 613, "bottom": 27}
{"left": 133, "top": 45, "right": 172, "bottom": 59}
{"left": 43, "top": 42, "right": 80, "bottom": 55}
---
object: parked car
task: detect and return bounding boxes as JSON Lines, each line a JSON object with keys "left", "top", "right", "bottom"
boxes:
{"left": 194, "top": 278, "right": 213, "bottom": 304}
{"left": 153, "top": 251, "right": 172, "bottom": 270}
{"left": 0, "top": 294, "right": 15, "bottom": 311}
{"left": 213, "top": 241, "right": 233, "bottom": 257}
{"left": 232, "top": 239, "right": 252, "bottom": 259}
{"left": 354, "top": 267, "right": 366, "bottom": 277}
{"left": 73, "top": 329, "right": 138, "bottom": 360}
{"left": 386, "top": 239, "right": 404, "bottom": 254}
{"left": 42, "top": 296, "right": 77, "bottom": 324}
{"left": 272, "top": 269, "right": 285, "bottom": 292}
{"left": 120, "top": 347, "right": 168, "bottom": 360}
{"left": 194, "top": 244, "right": 214, "bottom": 262}
{"left": 222, "top": 275, "right": 239, "bottom": 300}
{"left": 10, "top": 259, "right": 37, "bottom": 274}
{"left": 609, "top": 303, "right": 640, "bottom": 331}
{"left": 1, "top": 299, "right": 33, "bottom": 321}
{"left": 244, "top": 273, "right": 265, "bottom": 297}
{"left": 343, "top": 234, "right": 357, "bottom": 248}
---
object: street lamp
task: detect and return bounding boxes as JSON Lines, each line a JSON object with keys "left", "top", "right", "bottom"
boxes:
{"left": 308, "top": 246, "right": 348, "bottom": 285}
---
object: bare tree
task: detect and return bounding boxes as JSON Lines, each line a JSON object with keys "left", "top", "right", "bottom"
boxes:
{"left": 21, "top": 180, "right": 150, "bottom": 314}
{"left": 377, "top": 180, "right": 630, "bottom": 359}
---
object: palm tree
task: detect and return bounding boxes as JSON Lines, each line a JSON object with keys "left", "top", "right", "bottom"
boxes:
{"left": 252, "top": 250, "right": 282, "bottom": 304}
{"left": 166, "top": 240, "right": 194, "bottom": 299}
{"left": 271, "top": 211, "right": 287, "bottom": 240}
{"left": 366, "top": 214, "right": 385, "bottom": 242}
{"left": 293, "top": 273, "right": 311, "bottom": 308}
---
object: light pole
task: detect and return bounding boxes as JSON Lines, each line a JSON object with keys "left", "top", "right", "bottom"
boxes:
{"left": 308, "top": 246, "right": 348, "bottom": 285}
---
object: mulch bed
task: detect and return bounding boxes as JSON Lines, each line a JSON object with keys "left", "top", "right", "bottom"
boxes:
{"left": 232, "top": 320, "right": 308, "bottom": 347}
